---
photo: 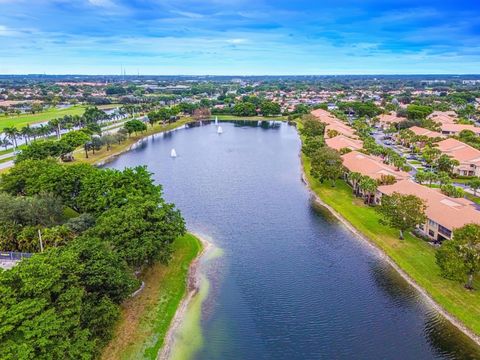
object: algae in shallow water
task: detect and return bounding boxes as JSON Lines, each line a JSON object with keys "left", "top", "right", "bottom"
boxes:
{"left": 170, "top": 275, "right": 210, "bottom": 360}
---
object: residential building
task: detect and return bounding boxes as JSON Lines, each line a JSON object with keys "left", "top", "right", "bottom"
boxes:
{"left": 376, "top": 179, "right": 480, "bottom": 241}
{"left": 341, "top": 151, "right": 410, "bottom": 181}
{"left": 408, "top": 126, "right": 444, "bottom": 139}
{"left": 325, "top": 135, "right": 363, "bottom": 151}
{"left": 437, "top": 138, "right": 480, "bottom": 176}
{"left": 440, "top": 123, "right": 480, "bottom": 136}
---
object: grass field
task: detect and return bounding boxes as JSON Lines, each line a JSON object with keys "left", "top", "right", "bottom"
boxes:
{"left": 302, "top": 154, "right": 480, "bottom": 337}
{"left": 101, "top": 234, "right": 202, "bottom": 360}
{"left": 0, "top": 106, "right": 87, "bottom": 130}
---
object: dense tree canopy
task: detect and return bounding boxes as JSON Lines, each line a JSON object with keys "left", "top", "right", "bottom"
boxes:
{"left": 0, "top": 159, "right": 186, "bottom": 358}
{"left": 377, "top": 192, "right": 427, "bottom": 239}
{"left": 436, "top": 224, "right": 480, "bottom": 289}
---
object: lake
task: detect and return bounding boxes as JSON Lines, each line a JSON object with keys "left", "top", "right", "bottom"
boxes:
{"left": 106, "top": 121, "right": 480, "bottom": 359}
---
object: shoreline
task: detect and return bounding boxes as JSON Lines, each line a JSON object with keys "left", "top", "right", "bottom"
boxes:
{"left": 157, "top": 233, "right": 212, "bottom": 360}
{"left": 299, "top": 156, "right": 480, "bottom": 347}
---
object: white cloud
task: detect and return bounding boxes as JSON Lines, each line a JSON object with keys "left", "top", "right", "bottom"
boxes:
{"left": 0, "top": 25, "right": 18, "bottom": 36}
{"left": 226, "top": 38, "right": 247, "bottom": 44}
{"left": 88, "top": 0, "right": 115, "bottom": 7}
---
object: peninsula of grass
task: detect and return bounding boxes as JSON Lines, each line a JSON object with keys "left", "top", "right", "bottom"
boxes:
{"left": 101, "top": 233, "right": 202, "bottom": 360}
{"left": 0, "top": 105, "right": 86, "bottom": 130}
{"left": 302, "top": 154, "right": 480, "bottom": 338}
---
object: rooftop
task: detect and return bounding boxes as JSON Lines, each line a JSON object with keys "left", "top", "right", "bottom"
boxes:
{"left": 378, "top": 179, "right": 480, "bottom": 231}
{"left": 341, "top": 151, "right": 410, "bottom": 180}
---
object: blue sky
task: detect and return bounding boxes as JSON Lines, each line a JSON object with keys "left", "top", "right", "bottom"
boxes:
{"left": 0, "top": 0, "right": 479, "bottom": 75}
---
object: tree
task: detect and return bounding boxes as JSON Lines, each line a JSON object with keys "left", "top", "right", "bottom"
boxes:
{"left": 358, "top": 176, "right": 377, "bottom": 204}
{"left": 406, "top": 104, "right": 433, "bottom": 120}
{"left": 301, "top": 135, "right": 324, "bottom": 157}
{"left": 3, "top": 126, "right": 19, "bottom": 148}
{"left": 60, "top": 130, "right": 91, "bottom": 148}
{"left": 415, "top": 170, "right": 428, "bottom": 185}
{"left": 310, "top": 147, "right": 344, "bottom": 186}
{"left": 436, "top": 224, "right": 480, "bottom": 289}
{"left": 90, "top": 197, "right": 185, "bottom": 268}
{"left": 301, "top": 118, "right": 326, "bottom": 138}
{"left": 347, "top": 171, "right": 362, "bottom": 196}
{"left": 469, "top": 178, "right": 480, "bottom": 196}
{"left": 441, "top": 184, "right": 465, "bottom": 198}
{"left": 260, "top": 101, "right": 281, "bottom": 116}
{"left": 377, "top": 174, "right": 396, "bottom": 186}
{"left": 436, "top": 154, "right": 459, "bottom": 174}
{"left": 377, "top": 192, "right": 427, "bottom": 239}
{"left": 15, "top": 139, "right": 74, "bottom": 162}
{"left": 232, "top": 102, "right": 257, "bottom": 117}
{"left": 124, "top": 119, "right": 147, "bottom": 136}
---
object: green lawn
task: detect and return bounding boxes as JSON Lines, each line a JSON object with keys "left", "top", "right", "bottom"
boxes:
{"left": 0, "top": 106, "right": 87, "bottom": 130}
{"left": 101, "top": 233, "right": 202, "bottom": 360}
{"left": 0, "top": 156, "right": 14, "bottom": 164}
{"left": 302, "top": 154, "right": 480, "bottom": 337}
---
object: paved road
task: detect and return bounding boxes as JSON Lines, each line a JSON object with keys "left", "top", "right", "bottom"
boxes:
{"left": 372, "top": 129, "right": 418, "bottom": 176}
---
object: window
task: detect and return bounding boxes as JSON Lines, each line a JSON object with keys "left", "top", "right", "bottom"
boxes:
{"left": 438, "top": 225, "right": 452, "bottom": 238}
{"left": 428, "top": 219, "right": 437, "bottom": 228}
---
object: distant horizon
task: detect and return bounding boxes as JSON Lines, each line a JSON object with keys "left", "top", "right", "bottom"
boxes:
{"left": 0, "top": 73, "right": 480, "bottom": 77}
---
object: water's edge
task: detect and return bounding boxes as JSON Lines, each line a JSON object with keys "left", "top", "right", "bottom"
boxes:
{"left": 299, "top": 154, "right": 480, "bottom": 347}
{"left": 158, "top": 234, "right": 212, "bottom": 360}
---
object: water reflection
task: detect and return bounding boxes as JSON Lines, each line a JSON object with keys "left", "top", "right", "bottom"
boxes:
{"left": 105, "top": 122, "right": 480, "bottom": 360}
{"left": 370, "top": 262, "right": 480, "bottom": 359}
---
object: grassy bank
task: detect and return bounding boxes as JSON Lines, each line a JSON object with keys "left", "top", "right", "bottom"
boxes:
{"left": 0, "top": 106, "right": 87, "bottom": 130}
{"left": 73, "top": 117, "right": 194, "bottom": 165}
{"left": 215, "top": 114, "right": 287, "bottom": 121}
{"left": 302, "top": 154, "right": 480, "bottom": 337}
{"left": 101, "top": 233, "right": 202, "bottom": 360}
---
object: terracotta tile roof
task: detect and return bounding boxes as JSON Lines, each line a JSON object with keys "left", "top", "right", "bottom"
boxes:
{"left": 378, "top": 113, "right": 403, "bottom": 124}
{"left": 437, "top": 138, "right": 480, "bottom": 164}
{"left": 428, "top": 111, "right": 457, "bottom": 125}
{"left": 440, "top": 123, "right": 480, "bottom": 135}
{"left": 325, "top": 135, "right": 363, "bottom": 151}
{"left": 310, "top": 109, "right": 357, "bottom": 138}
{"left": 341, "top": 151, "right": 410, "bottom": 180}
{"left": 311, "top": 109, "right": 340, "bottom": 125}
{"left": 325, "top": 123, "right": 357, "bottom": 138}
{"left": 409, "top": 126, "right": 444, "bottom": 138}
{"left": 378, "top": 179, "right": 480, "bottom": 231}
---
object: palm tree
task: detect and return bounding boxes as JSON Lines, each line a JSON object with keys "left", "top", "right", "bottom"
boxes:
{"left": 20, "top": 125, "right": 32, "bottom": 145}
{"left": 348, "top": 172, "right": 362, "bottom": 196}
{"left": 358, "top": 176, "right": 378, "bottom": 205}
{"left": 3, "top": 126, "right": 19, "bottom": 148}
{"left": 48, "top": 118, "right": 61, "bottom": 139}
{"left": 0, "top": 137, "right": 12, "bottom": 150}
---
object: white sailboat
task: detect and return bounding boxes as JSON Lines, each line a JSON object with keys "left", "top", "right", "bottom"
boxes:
{"left": 170, "top": 148, "right": 177, "bottom": 157}
{"left": 217, "top": 126, "right": 223, "bottom": 134}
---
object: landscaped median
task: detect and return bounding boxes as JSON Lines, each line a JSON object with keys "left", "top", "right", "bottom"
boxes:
{"left": 302, "top": 153, "right": 480, "bottom": 341}
{"left": 101, "top": 233, "right": 203, "bottom": 360}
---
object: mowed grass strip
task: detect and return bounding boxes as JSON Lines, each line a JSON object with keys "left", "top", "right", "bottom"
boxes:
{"left": 0, "top": 106, "right": 87, "bottom": 130}
{"left": 302, "top": 154, "right": 480, "bottom": 336}
{"left": 101, "top": 233, "right": 202, "bottom": 360}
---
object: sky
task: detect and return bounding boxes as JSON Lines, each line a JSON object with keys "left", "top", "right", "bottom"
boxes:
{"left": 0, "top": 0, "right": 479, "bottom": 75}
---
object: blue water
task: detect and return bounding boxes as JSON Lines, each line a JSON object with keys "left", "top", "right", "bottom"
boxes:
{"left": 106, "top": 121, "right": 480, "bottom": 359}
